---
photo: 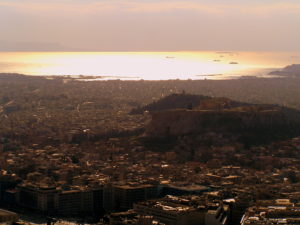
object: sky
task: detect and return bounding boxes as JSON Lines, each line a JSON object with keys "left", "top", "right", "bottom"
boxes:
{"left": 0, "top": 0, "right": 300, "bottom": 51}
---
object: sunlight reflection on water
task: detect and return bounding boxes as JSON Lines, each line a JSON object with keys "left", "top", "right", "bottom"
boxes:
{"left": 0, "top": 51, "right": 299, "bottom": 80}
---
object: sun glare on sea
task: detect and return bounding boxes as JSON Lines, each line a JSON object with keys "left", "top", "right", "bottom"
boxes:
{"left": 0, "top": 51, "right": 296, "bottom": 80}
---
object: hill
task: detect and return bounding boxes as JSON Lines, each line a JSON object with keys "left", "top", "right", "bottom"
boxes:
{"left": 130, "top": 93, "right": 250, "bottom": 114}
{"left": 141, "top": 94, "right": 300, "bottom": 148}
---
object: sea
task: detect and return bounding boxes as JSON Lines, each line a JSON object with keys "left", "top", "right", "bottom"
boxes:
{"left": 0, "top": 51, "right": 299, "bottom": 80}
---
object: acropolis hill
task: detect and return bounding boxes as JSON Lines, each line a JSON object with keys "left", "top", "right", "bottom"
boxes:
{"left": 144, "top": 96, "right": 300, "bottom": 146}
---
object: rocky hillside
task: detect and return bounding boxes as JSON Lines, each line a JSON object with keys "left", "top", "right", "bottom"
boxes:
{"left": 130, "top": 93, "right": 249, "bottom": 114}
{"left": 142, "top": 94, "right": 300, "bottom": 147}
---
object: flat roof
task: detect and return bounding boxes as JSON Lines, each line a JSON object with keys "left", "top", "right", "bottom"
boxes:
{"left": 166, "top": 184, "right": 209, "bottom": 192}
{"left": 114, "top": 184, "right": 154, "bottom": 189}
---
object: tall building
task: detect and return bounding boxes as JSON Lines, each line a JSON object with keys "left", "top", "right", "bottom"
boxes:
{"left": 16, "top": 183, "right": 100, "bottom": 216}
{"left": 103, "top": 184, "right": 115, "bottom": 212}
{"left": 0, "top": 177, "right": 20, "bottom": 202}
{"left": 58, "top": 189, "right": 93, "bottom": 215}
{"left": 113, "top": 184, "right": 158, "bottom": 211}
{"left": 93, "top": 188, "right": 104, "bottom": 215}
{"left": 16, "top": 184, "right": 59, "bottom": 213}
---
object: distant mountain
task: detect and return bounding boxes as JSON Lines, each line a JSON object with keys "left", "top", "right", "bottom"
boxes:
{"left": 269, "top": 64, "right": 300, "bottom": 77}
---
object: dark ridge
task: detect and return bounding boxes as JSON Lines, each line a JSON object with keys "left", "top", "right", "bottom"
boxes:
{"left": 130, "top": 93, "right": 253, "bottom": 114}
{"left": 130, "top": 93, "right": 210, "bottom": 114}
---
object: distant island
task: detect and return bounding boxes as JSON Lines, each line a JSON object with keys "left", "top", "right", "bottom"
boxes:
{"left": 269, "top": 64, "right": 300, "bottom": 77}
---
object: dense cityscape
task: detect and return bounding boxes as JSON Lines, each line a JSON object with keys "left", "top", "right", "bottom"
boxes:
{"left": 1, "top": 0, "right": 300, "bottom": 223}
{"left": 0, "top": 74, "right": 300, "bottom": 224}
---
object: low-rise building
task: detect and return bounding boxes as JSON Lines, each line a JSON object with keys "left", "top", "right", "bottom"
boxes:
{"left": 241, "top": 199, "right": 300, "bottom": 225}
{"left": 0, "top": 209, "right": 19, "bottom": 223}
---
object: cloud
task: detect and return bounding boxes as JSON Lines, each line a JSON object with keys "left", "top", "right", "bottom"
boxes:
{"left": 1, "top": 0, "right": 300, "bottom": 16}
{"left": 0, "top": 1, "right": 220, "bottom": 14}
{"left": 1, "top": 0, "right": 299, "bottom": 51}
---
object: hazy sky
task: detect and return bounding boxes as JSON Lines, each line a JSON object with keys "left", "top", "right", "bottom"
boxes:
{"left": 1, "top": 0, "right": 300, "bottom": 51}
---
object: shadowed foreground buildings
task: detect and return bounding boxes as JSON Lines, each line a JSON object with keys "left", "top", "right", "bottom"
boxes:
{"left": 241, "top": 199, "right": 300, "bottom": 224}
{"left": 1, "top": 182, "right": 209, "bottom": 216}
{"left": 12, "top": 183, "right": 159, "bottom": 216}
{"left": 0, "top": 209, "right": 19, "bottom": 224}
{"left": 1, "top": 76, "right": 300, "bottom": 224}
{"left": 15, "top": 183, "right": 97, "bottom": 215}
{"left": 106, "top": 195, "right": 230, "bottom": 225}
{"left": 3, "top": 195, "right": 300, "bottom": 225}
{"left": 133, "top": 195, "right": 230, "bottom": 225}
{"left": 106, "top": 197, "right": 300, "bottom": 225}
